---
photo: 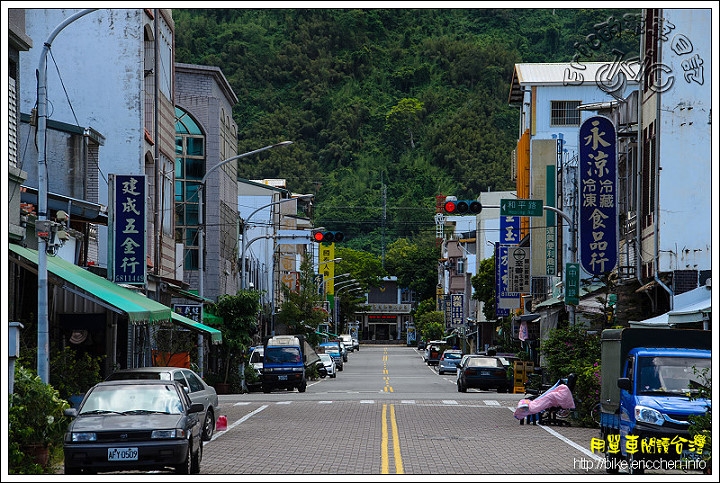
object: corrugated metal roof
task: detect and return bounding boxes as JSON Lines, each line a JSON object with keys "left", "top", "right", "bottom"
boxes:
{"left": 508, "top": 62, "right": 640, "bottom": 104}
{"left": 514, "top": 62, "right": 610, "bottom": 85}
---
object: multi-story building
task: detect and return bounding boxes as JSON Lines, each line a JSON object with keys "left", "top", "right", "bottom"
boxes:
{"left": 11, "top": 9, "right": 221, "bottom": 376}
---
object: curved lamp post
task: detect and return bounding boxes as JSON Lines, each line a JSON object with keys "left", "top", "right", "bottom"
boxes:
{"left": 240, "top": 193, "right": 313, "bottom": 289}
{"left": 198, "top": 141, "right": 293, "bottom": 300}
{"left": 36, "top": 8, "right": 98, "bottom": 383}
{"left": 197, "top": 141, "right": 292, "bottom": 376}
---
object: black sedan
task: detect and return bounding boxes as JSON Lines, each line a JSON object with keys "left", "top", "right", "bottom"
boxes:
{"left": 457, "top": 356, "right": 512, "bottom": 393}
{"left": 105, "top": 366, "right": 219, "bottom": 441}
{"left": 63, "top": 379, "right": 205, "bottom": 474}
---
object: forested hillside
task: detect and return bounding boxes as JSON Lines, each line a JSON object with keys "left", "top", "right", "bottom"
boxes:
{"left": 173, "top": 8, "right": 640, "bottom": 254}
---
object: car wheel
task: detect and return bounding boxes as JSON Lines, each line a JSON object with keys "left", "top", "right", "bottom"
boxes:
{"left": 202, "top": 409, "right": 214, "bottom": 441}
{"left": 175, "top": 444, "right": 192, "bottom": 474}
{"left": 298, "top": 382, "right": 307, "bottom": 393}
{"left": 457, "top": 382, "right": 462, "bottom": 392}
{"left": 191, "top": 440, "right": 202, "bottom": 474}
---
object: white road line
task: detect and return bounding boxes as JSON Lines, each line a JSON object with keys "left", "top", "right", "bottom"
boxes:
{"left": 442, "top": 400, "right": 459, "bottom": 405}
{"left": 484, "top": 400, "right": 501, "bottom": 406}
{"left": 207, "top": 405, "right": 267, "bottom": 443}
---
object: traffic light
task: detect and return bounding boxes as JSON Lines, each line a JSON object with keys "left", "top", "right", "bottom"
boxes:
{"left": 313, "top": 231, "right": 344, "bottom": 243}
{"left": 443, "top": 198, "right": 482, "bottom": 215}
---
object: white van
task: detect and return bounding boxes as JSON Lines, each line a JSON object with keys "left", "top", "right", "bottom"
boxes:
{"left": 339, "top": 334, "right": 354, "bottom": 352}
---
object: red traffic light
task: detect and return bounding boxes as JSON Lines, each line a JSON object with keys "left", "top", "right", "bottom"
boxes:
{"left": 444, "top": 199, "right": 481, "bottom": 215}
{"left": 313, "top": 231, "right": 344, "bottom": 243}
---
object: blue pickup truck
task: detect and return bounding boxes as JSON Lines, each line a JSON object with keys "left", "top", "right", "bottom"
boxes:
{"left": 599, "top": 328, "right": 711, "bottom": 474}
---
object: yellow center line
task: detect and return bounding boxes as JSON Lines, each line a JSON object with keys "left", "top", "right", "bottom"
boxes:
{"left": 381, "top": 404, "right": 389, "bottom": 473}
{"left": 381, "top": 404, "right": 404, "bottom": 474}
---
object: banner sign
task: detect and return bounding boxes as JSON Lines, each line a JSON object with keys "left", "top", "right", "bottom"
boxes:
{"left": 449, "top": 293, "right": 464, "bottom": 328}
{"left": 579, "top": 116, "right": 618, "bottom": 276}
{"left": 109, "top": 174, "right": 146, "bottom": 284}
{"left": 497, "top": 244, "right": 518, "bottom": 312}
{"left": 507, "top": 246, "right": 531, "bottom": 293}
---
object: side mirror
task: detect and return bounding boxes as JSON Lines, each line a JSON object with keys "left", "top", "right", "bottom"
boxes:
{"left": 188, "top": 402, "right": 205, "bottom": 414}
{"left": 617, "top": 377, "right": 631, "bottom": 391}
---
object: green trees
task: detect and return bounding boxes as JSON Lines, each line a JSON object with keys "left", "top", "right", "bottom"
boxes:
{"left": 208, "top": 290, "right": 261, "bottom": 386}
{"left": 174, "top": 8, "right": 640, "bottom": 252}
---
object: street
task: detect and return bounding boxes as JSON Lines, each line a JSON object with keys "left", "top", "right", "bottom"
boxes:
{"left": 201, "top": 345, "right": 608, "bottom": 476}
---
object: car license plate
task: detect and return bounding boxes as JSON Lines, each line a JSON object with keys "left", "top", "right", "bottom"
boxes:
{"left": 480, "top": 371, "right": 490, "bottom": 376}
{"left": 108, "top": 447, "right": 138, "bottom": 461}
{"left": 278, "top": 375, "right": 287, "bottom": 380}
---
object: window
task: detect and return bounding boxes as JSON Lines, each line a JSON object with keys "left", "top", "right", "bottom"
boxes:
{"left": 175, "top": 107, "right": 205, "bottom": 270}
{"left": 550, "top": 101, "right": 581, "bottom": 126}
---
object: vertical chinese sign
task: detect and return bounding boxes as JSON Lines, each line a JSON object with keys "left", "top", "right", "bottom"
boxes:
{"left": 579, "top": 116, "right": 618, "bottom": 277}
{"left": 109, "top": 174, "right": 146, "bottom": 285}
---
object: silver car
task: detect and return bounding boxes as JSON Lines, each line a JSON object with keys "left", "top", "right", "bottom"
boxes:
{"left": 437, "top": 349, "right": 463, "bottom": 375}
{"left": 105, "top": 366, "right": 219, "bottom": 441}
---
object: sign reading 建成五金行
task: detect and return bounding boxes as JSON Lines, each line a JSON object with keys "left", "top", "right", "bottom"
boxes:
{"left": 109, "top": 174, "right": 146, "bottom": 285}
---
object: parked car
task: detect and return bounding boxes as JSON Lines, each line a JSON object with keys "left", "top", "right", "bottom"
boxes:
{"left": 105, "top": 366, "right": 219, "bottom": 441}
{"left": 337, "top": 340, "right": 349, "bottom": 361}
{"left": 318, "top": 342, "right": 344, "bottom": 371}
{"left": 318, "top": 353, "right": 337, "bottom": 378}
{"left": 437, "top": 349, "right": 463, "bottom": 374}
{"left": 63, "top": 379, "right": 204, "bottom": 474}
{"left": 457, "top": 355, "right": 512, "bottom": 393}
{"left": 417, "top": 340, "right": 427, "bottom": 350}
{"left": 456, "top": 354, "right": 485, "bottom": 383}
{"left": 339, "top": 334, "right": 355, "bottom": 352}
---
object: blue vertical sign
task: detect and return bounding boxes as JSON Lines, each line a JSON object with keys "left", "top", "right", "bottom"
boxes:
{"left": 450, "top": 293, "right": 464, "bottom": 328}
{"left": 111, "top": 174, "right": 146, "bottom": 284}
{"left": 495, "top": 243, "right": 514, "bottom": 317}
{"left": 499, "top": 215, "right": 521, "bottom": 245}
{"left": 579, "top": 116, "right": 618, "bottom": 276}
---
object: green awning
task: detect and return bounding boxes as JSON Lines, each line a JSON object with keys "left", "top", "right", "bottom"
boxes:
{"left": 10, "top": 244, "right": 170, "bottom": 323}
{"left": 170, "top": 312, "right": 222, "bottom": 344}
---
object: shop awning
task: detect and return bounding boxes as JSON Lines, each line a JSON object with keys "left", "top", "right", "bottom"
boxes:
{"left": 10, "top": 244, "right": 170, "bottom": 323}
{"left": 170, "top": 312, "right": 222, "bottom": 344}
{"left": 631, "top": 285, "right": 711, "bottom": 327}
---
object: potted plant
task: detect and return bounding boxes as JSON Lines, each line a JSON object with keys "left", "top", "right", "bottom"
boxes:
{"left": 9, "top": 365, "right": 69, "bottom": 473}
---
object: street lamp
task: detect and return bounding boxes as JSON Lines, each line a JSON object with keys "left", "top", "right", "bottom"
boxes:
{"left": 36, "top": 8, "right": 98, "bottom": 383}
{"left": 197, "top": 141, "right": 292, "bottom": 376}
{"left": 334, "top": 283, "right": 363, "bottom": 334}
{"left": 239, "top": 194, "right": 313, "bottom": 289}
{"left": 198, "top": 141, "right": 293, "bottom": 300}
{"left": 319, "top": 272, "right": 350, "bottom": 295}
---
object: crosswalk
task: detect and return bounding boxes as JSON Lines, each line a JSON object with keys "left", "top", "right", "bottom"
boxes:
{"left": 233, "top": 399, "right": 512, "bottom": 408}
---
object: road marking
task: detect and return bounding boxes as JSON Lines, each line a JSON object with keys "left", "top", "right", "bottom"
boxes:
{"left": 381, "top": 404, "right": 404, "bottom": 474}
{"left": 207, "top": 405, "right": 267, "bottom": 443}
{"left": 318, "top": 400, "right": 332, "bottom": 404}
{"left": 400, "top": 400, "right": 416, "bottom": 404}
{"left": 484, "top": 400, "right": 501, "bottom": 406}
{"left": 360, "top": 400, "right": 375, "bottom": 404}
{"left": 277, "top": 401, "right": 292, "bottom": 405}
{"left": 442, "top": 400, "right": 459, "bottom": 405}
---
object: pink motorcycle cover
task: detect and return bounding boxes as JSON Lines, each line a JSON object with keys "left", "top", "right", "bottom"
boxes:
{"left": 513, "top": 383, "right": 575, "bottom": 420}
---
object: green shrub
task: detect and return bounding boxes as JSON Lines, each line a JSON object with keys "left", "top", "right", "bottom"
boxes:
{"left": 9, "top": 364, "right": 69, "bottom": 474}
